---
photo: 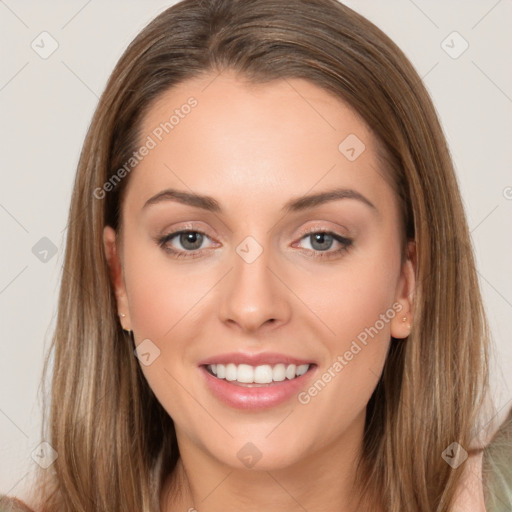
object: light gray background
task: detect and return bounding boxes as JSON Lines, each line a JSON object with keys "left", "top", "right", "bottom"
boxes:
{"left": 1, "top": 0, "right": 511, "bottom": 498}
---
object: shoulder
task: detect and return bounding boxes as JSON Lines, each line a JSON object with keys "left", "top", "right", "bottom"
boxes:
{"left": 452, "top": 408, "right": 512, "bottom": 512}
{"left": 0, "top": 496, "right": 35, "bottom": 512}
{"left": 452, "top": 449, "right": 487, "bottom": 512}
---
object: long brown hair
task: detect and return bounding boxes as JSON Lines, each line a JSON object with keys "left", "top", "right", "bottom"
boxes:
{"left": 31, "top": 0, "right": 490, "bottom": 510}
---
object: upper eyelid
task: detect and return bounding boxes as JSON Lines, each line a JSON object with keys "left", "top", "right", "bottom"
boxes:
{"left": 161, "top": 219, "right": 349, "bottom": 235}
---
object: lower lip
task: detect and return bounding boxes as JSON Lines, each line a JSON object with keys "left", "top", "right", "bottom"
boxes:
{"left": 200, "top": 365, "right": 316, "bottom": 410}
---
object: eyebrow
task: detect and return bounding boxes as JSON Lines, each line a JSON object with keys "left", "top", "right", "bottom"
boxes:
{"left": 142, "top": 187, "right": 377, "bottom": 214}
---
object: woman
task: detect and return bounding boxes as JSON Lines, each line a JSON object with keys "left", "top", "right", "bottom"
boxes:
{"left": 1, "top": 0, "right": 506, "bottom": 510}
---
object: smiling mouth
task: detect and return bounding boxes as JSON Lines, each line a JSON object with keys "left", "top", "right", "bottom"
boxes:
{"left": 203, "top": 362, "right": 316, "bottom": 386}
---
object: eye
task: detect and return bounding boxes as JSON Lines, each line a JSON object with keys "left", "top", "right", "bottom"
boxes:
{"left": 156, "top": 228, "right": 352, "bottom": 260}
{"left": 157, "top": 230, "right": 216, "bottom": 258}
{"left": 294, "top": 230, "right": 353, "bottom": 259}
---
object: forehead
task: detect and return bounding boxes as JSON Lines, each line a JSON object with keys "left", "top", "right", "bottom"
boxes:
{"left": 140, "top": 71, "right": 374, "bottom": 153}
{"left": 124, "top": 72, "right": 393, "bottom": 216}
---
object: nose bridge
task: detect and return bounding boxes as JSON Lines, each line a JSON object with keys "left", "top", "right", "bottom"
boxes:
{"left": 218, "top": 234, "right": 290, "bottom": 332}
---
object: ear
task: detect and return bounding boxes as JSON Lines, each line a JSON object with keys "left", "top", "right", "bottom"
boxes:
{"left": 390, "top": 240, "right": 416, "bottom": 339}
{"left": 103, "top": 226, "right": 132, "bottom": 331}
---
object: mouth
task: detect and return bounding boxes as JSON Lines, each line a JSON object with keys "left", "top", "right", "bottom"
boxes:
{"left": 198, "top": 352, "right": 318, "bottom": 409}
{"left": 199, "top": 359, "right": 317, "bottom": 409}
{"left": 203, "top": 362, "right": 316, "bottom": 387}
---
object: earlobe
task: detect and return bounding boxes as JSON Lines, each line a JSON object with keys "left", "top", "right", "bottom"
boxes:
{"left": 390, "top": 240, "right": 416, "bottom": 339}
{"left": 103, "top": 226, "right": 132, "bottom": 331}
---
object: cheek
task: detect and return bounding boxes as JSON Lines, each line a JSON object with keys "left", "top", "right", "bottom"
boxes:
{"left": 299, "top": 247, "right": 401, "bottom": 348}
{"left": 123, "top": 243, "right": 207, "bottom": 339}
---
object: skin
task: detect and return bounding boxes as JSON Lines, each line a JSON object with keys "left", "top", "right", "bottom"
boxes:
{"left": 103, "top": 71, "right": 416, "bottom": 512}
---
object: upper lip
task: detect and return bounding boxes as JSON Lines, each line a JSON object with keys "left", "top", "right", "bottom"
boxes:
{"left": 198, "top": 352, "right": 315, "bottom": 367}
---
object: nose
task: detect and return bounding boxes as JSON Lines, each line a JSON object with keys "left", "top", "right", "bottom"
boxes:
{"left": 218, "top": 240, "right": 292, "bottom": 334}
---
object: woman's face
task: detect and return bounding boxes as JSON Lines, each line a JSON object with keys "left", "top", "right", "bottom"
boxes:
{"left": 104, "top": 72, "right": 414, "bottom": 472}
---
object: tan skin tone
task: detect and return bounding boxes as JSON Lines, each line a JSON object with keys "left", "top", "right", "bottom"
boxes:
{"left": 104, "top": 72, "right": 416, "bottom": 512}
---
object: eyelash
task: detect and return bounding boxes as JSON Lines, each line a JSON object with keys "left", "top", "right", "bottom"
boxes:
{"left": 157, "top": 229, "right": 353, "bottom": 261}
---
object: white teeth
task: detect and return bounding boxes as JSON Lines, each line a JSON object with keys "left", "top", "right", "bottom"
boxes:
{"left": 296, "top": 364, "right": 309, "bottom": 377}
{"left": 225, "top": 363, "right": 237, "bottom": 381}
{"left": 254, "top": 365, "right": 273, "bottom": 383}
{"left": 237, "top": 364, "right": 254, "bottom": 383}
{"left": 285, "top": 364, "right": 296, "bottom": 380}
{"left": 216, "top": 363, "right": 225, "bottom": 379}
{"left": 272, "top": 363, "right": 286, "bottom": 382}
{"left": 207, "top": 362, "right": 311, "bottom": 383}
